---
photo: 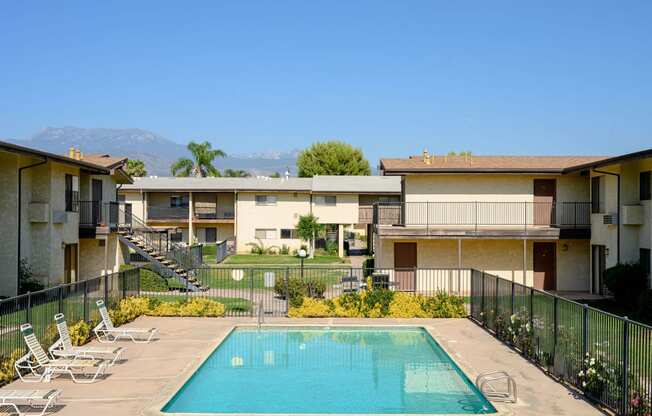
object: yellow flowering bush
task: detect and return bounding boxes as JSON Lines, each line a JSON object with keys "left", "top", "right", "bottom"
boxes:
{"left": 179, "top": 298, "right": 226, "bottom": 317}
{"left": 0, "top": 349, "right": 24, "bottom": 385}
{"left": 68, "top": 320, "right": 92, "bottom": 346}
{"left": 288, "top": 289, "right": 467, "bottom": 319}
{"left": 288, "top": 297, "right": 333, "bottom": 317}
{"left": 148, "top": 301, "right": 181, "bottom": 317}
{"left": 387, "top": 293, "right": 429, "bottom": 318}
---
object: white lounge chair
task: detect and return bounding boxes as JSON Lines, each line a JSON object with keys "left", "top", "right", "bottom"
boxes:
{"left": 0, "top": 389, "right": 61, "bottom": 416}
{"left": 93, "top": 300, "right": 157, "bottom": 344}
{"left": 16, "top": 324, "right": 107, "bottom": 384}
{"left": 48, "top": 313, "right": 125, "bottom": 366}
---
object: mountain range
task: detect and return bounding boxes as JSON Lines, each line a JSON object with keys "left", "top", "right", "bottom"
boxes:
{"left": 5, "top": 127, "right": 299, "bottom": 176}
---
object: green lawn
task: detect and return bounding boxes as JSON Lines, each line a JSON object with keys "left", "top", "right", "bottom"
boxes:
{"left": 195, "top": 267, "right": 349, "bottom": 289}
{"left": 221, "top": 254, "right": 347, "bottom": 265}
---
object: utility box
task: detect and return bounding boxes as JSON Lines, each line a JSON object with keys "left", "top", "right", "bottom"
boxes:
{"left": 28, "top": 203, "right": 49, "bottom": 223}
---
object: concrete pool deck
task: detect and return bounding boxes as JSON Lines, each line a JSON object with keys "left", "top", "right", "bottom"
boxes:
{"left": 4, "top": 316, "right": 606, "bottom": 416}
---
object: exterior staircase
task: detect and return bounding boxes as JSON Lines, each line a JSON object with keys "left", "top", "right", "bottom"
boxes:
{"left": 117, "top": 209, "right": 206, "bottom": 292}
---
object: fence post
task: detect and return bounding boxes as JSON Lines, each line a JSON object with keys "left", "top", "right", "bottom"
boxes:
{"left": 58, "top": 286, "right": 64, "bottom": 314}
{"left": 552, "top": 296, "right": 558, "bottom": 362}
{"left": 136, "top": 268, "right": 141, "bottom": 296}
{"left": 582, "top": 304, "right": 589, "bottom": 358}
{"left": 249, "top": 269, "right": 254, "bottom": 317}
{"left": 511, "top": 280, "right": 515, "bottom": 315}
{"left": 495, "top": 274, "right": 499, "bottom": 325}
{"left": 104, "top": 274, "right": 109, "bottom": 305}
{"left": 26, "top": 291, "right": 32, "bottom": 325}
{"left": 622, "top": 318, "right": 629, "bottom": 415}
{"left": 122, "top": 271, "right": 126, "bottom": 300}
{"left": 83, "top": 280, "right": 89, "bottom": 322}
{"left": 285, "top": 268, "right": 290, "bottom": 315}
{"left": 481, "top": 272, "right": 485, "bottom": 326}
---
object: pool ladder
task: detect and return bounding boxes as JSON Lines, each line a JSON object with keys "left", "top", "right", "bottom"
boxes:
{"left": 475, "top": 371, "right": 517, "bottom": 403}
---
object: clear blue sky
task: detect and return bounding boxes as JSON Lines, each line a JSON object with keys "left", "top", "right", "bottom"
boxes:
{"left": 1, "top": 0, "right": 651, "bottom": 163}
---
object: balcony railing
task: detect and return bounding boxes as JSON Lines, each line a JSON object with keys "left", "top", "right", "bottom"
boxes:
{"left": 193, "top": 209, "right": 235, "bottom": 220}
{"left": 79, "top": 201, "right": 131, "bottom": 229}
{"left": 147, "top": 206, "right": 189, "bottom": 220}
{"left": 358, "top": 206, "right": 374, "bottom": 224}
{"left": 373, "top": 201, "right": 591, "bottom": 230}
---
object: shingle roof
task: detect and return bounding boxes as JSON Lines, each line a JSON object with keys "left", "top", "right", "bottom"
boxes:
{"left": 81, "top": 154, "right": 128, "bottom": 169}
{"left": 122, "top": 175, "right": 401, "bottom": 194}
{"left": 380, "top": 155, "right": 609, "bottom": 173}
{"left": 0, "top": 140, "right": 109, "bottom": 174}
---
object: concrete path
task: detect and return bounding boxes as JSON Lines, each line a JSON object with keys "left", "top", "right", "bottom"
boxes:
{"left": 3, "top": 316, "right": 606, "bottom": 416}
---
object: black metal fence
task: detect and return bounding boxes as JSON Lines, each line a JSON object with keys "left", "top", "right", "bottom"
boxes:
{"left": 0, "top": 267, "right": 141, "bottom": 368}
{"left": 470, "top": 270, "right": 652, "bottom": 415}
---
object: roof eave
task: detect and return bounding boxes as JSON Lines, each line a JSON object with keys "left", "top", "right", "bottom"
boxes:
{"left": 382, "top": 168, "right": 566, "bottom": 175}
{"left": 562, "top": 149, "right": 652, "bottom": 173}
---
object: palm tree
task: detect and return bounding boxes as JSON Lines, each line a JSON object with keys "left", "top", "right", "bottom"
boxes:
{"left": 171, "top": 141, "right": 226, "bottom": 177}
{"left": 223, "top": 169, "right": 251, "bottom": 177}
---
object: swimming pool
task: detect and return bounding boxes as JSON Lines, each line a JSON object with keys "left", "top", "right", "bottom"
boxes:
{"left": 163, "top": 326, "right": 496, "bottom": 414}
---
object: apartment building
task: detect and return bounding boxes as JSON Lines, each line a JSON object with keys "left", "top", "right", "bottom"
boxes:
{"left": 0, "top": 141, "right": 131, "bottom": 297}
{"left": 376, "top": 152, "right": 607, "bottom": 293}
{"left": 565, "top": 149, "right": 652, "bottom": 293}
{"left": 119, "top": 175, "right": 401, "bottom": 256}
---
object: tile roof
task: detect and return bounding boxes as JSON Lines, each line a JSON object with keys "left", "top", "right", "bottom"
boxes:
{"left": 380, "top": 155, "right": 610, "bottom": 173}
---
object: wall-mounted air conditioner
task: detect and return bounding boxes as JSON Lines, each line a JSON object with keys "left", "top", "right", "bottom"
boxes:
{"left": 603, "top": 214, "right": 618, "bottom": 225}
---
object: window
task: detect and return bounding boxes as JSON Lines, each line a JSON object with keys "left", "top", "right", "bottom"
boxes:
{"left": 170, "top": 232, "right": 183, "bottom": 243}
{"left": 641, "top": 249, "right": 651, "bottom": 285}
{"left": 205, "top": 228, "right": 217, "bottom": 243}
{"left": 170, "top": 195, "right": 189, "bottom": 208}
{"left": 65, "top": 174, "right": 79, "bottom": 212}
{"left": 591, "top": 176, "right": 602, "bottom": 214}
{"left": 640, "top": 171, "right": 651, "bottom": 201}
{"left": 255, "top": 195, "right": 277, "bottom": 205}
{"left": 281, "top": 229, "right": 297, "bottom": 239}
{"left": 255, "top": 229, "right": 276, "bottom": 239}
{"left": 315, "top": 195, "right": 337, "bottom": 206}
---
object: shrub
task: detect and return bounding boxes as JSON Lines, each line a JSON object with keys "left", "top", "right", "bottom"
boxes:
{"left": 388, "top": 293, "right": 428, "bottom": 318}
{"left": 0, "top": 349, "right": 24, "bottom": 385}
{"left": 325, "top": 239, "right": 338, "bottom": 256}
{"left": 68, "top": 320, "right": 92, "bottom": 346}
{"left": 18, "top": 259, "right": 44, "bottom": 294}
{"left": 148, "top": 301, "right": 181, "bottom": 316}
{"left": 274, "top": 277, "right": 325, "bottom": 306}
{"left": 178, "top": 298, "right": 226, "bottom": 317}
{"left": 362, "top": 258, "right": 375, "bottom": 277}
{"left": 120, "top": 264, "right": 170, "bottom": 292}
{"left": 422, "top": 292, "right": 466, "bottom": 318}
{"left": 280, "top": 244, "right": 290, "bottom": 255}
{"left": 333, "top": 293, "right": 363, "bottom": 317}
{"left": 637, "top": 289, "right": 652, "bottom": 323}
{"left": 363, "top": 288, "right": 394, "bottom": 317}
{"left": 110, "top": 297, "right": 151, "bottom": 325}
{"left": 604, "top": 262, "right": 648, "bottom": 305}
{"left": 288, "top": 298, "right": 332, "bottom": 317}
{"left": 304, "top": 279, "right": 326, "bottom": 298}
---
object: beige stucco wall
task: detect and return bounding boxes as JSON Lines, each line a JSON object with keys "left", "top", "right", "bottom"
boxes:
{"left": 122, "top": 190, "right": 146, "bottom": 221}
{"left": 79, "top": 234, "right": 126, "bottom": 279}
{"left": 235, "top": 192, "right": 311, "bottom": 252}
{"left": 590, "top": 157, "right": 652, "bottom": 269}
{"left": 0, "top": 152, "right": 20, "bottom": 296}
{"left": 311, "top": 193, "right": 359, "bottom": 224}
{"left": 376, "top": 237, "right": 590, "bottom": 291}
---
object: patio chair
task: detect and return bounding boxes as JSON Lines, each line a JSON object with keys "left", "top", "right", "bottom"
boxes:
{"left": 49, "top": 313, "right": 125, "bottom": 366}
{"left": 93, "top": 300, "right": 157, "bottom": 344}
{"left": 341, "top": 275, "right": 362, "bottom": 293}
{"left": 0, "top": 389, "right": 61, "bottom": 416}
{"left": 16, "top": 324, "right": 107, "bottom": 384}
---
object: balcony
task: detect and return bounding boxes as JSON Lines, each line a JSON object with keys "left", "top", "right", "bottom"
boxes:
{"left": 193, "top": 202, "right": 235, "bottom": 221}
{"left": 374, "top": 201, "right": 591, "bottom": 239}
{"left": 147, "top": 206, "right": 189, "bottom": 221}
{"left": 358, "top": 206, "right": 374, "bottom": 224}
{"left": 79, "top": 201, "right": 132, "bottom": 237}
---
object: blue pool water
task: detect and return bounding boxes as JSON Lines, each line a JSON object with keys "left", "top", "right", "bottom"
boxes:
{"left": 163, "top": 327, "right": 496, "bottom": 414}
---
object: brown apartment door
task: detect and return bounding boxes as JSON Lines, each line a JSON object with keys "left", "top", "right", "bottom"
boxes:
{"left": 534, "top": 179, "right": 556, "bottom": 226}
{"left": 64, "top": 243, "right": 78, "bottom": 284}
{"left": 394, "top": 242, "right": 417, "bottom": 291}
{"left": 533, "top": 242, "right": 556, "bottom": 290}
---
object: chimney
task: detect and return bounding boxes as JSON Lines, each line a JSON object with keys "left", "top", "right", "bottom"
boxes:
{"left": 68, "top": 146, "right": 75, "bottom": 158}
{"left": 423, "top": 149, "right": 431, "bottom": 165}
{"left": 74, "top": 148, "right": 81, "bottom": 160}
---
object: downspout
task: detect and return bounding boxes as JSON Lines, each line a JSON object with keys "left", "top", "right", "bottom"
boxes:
{"left": 17, "top": 157, "right": 48, "bottom": 290}
{"left": 593, "top": 169, "right": 621, "bottom": 264}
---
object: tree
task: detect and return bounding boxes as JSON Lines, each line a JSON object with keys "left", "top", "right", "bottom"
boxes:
{"left": 125, "top": 159, "right": 147, "bottom": 177}
{"left": 223, "top": 169, "right": 251, "bottom": 177}
{"left": 270, "top": 172, "right": 281, "bottom": 178}
{"left": 171, "top": 141, "right": 226, "bottom": 177}
{"left": 297, "top": 141, "right": 371, "bottom": 177}
{"left": 295, "top": 214, "right": 324, "bottom": 258}
{"left": 447, "top": 151, "right": 473, "bottom": 156}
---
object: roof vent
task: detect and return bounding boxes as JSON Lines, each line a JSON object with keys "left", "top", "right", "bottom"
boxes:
{"left": 284, "top": 167, "right": 290, "bottom": 180}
